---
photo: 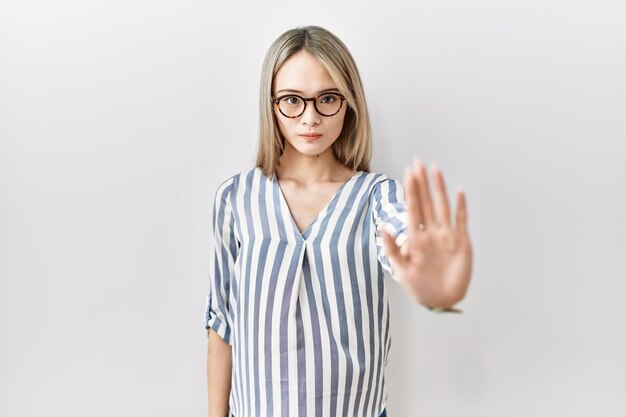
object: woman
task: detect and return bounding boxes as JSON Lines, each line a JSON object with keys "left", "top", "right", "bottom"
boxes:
{"left": 204, "top": 25, "right": 473, "bottom": 417}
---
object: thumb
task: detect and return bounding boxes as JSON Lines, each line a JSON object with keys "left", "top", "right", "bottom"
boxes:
{"left": 381, "top": 228, "right": 406, "bottom": 272}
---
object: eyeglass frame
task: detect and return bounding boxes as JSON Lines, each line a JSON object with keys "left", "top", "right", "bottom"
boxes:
{"left": 271, "top": 93, "right": 346, "bottom": 118}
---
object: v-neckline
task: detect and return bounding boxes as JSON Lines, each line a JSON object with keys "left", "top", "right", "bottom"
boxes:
{"left": 272, "top": 170, "right": 364, "bottom": 240}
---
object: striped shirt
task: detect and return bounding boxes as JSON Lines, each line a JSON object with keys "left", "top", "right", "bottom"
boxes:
{"left": 203, "top": 166, "right": 409, "bottom": 417}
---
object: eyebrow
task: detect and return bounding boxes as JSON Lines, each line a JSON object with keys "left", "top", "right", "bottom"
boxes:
{"left": 276, "top": 87, "right": 341, "bottom": 95}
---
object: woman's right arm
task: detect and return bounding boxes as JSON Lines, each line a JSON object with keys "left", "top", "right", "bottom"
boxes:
{"left": 207, "top": 327, "right": 232, "bottom": 417}
{"left": 205, "top": 178, "right": 237, "bottom": 417}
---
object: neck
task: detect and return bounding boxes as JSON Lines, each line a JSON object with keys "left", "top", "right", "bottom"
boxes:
{"left": 276, "top": 143, "right": 346, "bottom": 183}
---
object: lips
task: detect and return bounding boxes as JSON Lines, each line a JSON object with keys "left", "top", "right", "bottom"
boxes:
{"left": 300, "top": 133, "right": 322, "bottom": 138}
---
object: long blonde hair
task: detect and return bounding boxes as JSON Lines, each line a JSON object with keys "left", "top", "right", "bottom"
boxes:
{"left": 255, "top": 25, "right": 372, "bottom": 177}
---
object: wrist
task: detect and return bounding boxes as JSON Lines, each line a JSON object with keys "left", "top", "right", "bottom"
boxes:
{"left": 417, "top": 293, "right": 463, "bottom": 313}
{"left": 422, "top": 303, "right": 463, "bottom": 313}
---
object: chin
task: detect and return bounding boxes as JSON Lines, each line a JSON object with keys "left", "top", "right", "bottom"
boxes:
{"left": 286, "top": 137, "right": 332, "bottom": 155}
{"left": 294, "top": 145, "right": 332, "bottom": 156}
{"left": 294, "top": 142, "right": 332, "bottom": 155}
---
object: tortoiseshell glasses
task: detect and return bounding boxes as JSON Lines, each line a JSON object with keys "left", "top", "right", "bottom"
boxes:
{"left": 271, "top": 93, "right": 346, "bottom": 118}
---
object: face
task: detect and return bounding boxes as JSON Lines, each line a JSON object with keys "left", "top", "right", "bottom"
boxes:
{"left": 272, "top": 50, "right": 348, "bottom": 158}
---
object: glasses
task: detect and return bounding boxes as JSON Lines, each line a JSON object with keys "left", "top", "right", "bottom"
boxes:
{"left": 271, "top": 93, "right": 346, "bottom": 118}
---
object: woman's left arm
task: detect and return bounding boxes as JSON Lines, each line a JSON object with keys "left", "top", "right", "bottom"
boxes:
{"left": 382, "top": 156, "right": 473, "bottom": 311}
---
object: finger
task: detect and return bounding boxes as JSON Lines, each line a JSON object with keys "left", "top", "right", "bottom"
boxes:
{"left": 455, "top": 185, "right": 469, "bottom": 234}
{"left": 382, "top": 229, "right": 408, "bottom": 277}
{"left": 412, "top": 156, "right": 436, "bottom": 227}
{"left": 404, "top": 166, "right": 424, "bottom": 235}
{"left": 431, "top": 163, "right": 452, "bottom": 228}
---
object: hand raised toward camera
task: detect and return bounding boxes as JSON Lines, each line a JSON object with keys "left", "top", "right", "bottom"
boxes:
{"left": 381, "top": 156, "right": 473, "bottom": 312}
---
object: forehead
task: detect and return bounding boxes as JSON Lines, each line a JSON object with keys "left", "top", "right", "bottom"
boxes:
{"left": 273, "top": 51, "right": 337, "bottom": 94}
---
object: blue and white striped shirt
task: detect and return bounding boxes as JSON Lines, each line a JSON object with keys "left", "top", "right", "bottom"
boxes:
{"left": 203, "top": 166, "right": 409, "bottom": 417}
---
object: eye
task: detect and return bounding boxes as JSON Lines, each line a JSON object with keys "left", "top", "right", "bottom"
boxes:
{"left": 319, "top": 94, "right": 338, "bottom": 103}
{"left": 283, "top": 96, "right": 302, "bottom": 105}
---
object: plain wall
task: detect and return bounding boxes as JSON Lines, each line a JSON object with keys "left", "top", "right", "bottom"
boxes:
{"left": 1, "top": 1, "right": 625, "bottom": 416}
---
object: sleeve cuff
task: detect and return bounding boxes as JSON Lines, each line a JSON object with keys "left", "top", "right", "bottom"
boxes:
{"left": 204, "top": 315, "right": 232, "bottom": 345}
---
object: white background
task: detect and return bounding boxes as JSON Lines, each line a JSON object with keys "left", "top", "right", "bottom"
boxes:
{"left": 1, "top": 1, "right": 625, "bottom": 416}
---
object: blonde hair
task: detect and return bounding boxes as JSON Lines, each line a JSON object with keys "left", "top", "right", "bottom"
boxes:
{"left": 255, "top": 25, "right": 372, "bottom": 177}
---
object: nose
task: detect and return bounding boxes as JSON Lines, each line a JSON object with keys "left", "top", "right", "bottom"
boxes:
{"left": 300, "top": 100, "right": 321, "bottom": 126}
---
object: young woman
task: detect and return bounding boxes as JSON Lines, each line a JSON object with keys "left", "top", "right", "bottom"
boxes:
{"left": 204, "top": 25, "right": 473, "bottom": 417}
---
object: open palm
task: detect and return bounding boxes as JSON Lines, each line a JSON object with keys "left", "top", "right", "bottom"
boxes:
{"left": 381, "top": 156, "right": 473, "bottom": 311}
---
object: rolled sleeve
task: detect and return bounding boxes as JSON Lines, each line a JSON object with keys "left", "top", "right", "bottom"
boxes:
{"left": 371, "top": 177, "right": 409, "bottom": 276}
{"left": 203, "top": 178, "right": 238, "bottom": 345}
